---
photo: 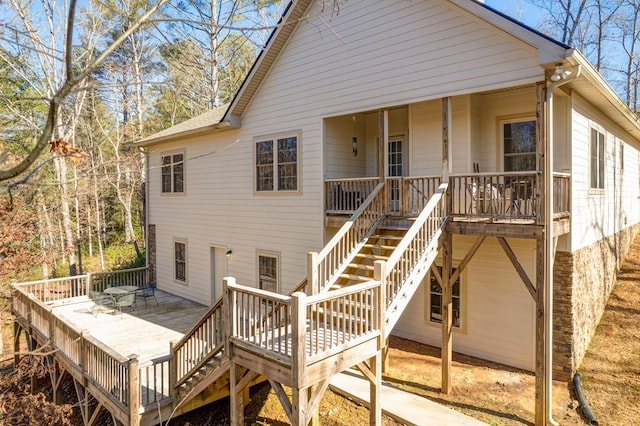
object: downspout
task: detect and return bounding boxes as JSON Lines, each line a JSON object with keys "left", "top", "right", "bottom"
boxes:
{"left": 544, "top": 62, "right": 581, "bottom": 426}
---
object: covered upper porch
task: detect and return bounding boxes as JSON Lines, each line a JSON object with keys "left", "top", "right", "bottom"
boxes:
{"left": 323, "top": 85, "right": 571, "bottom": 236}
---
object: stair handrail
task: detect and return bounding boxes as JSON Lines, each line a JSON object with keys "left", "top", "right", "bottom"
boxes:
{"left": 311, "top": 182, "right": 386, "bottom": 294}
{"left": 380, "top": 183, "right": 449, "bottom": 334}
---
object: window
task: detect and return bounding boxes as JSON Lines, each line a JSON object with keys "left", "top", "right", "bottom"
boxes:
{"left": 174, "top": 241, "right": 187, "bottom": 282}
{"left": 427, "top": 265, "right": 462, "bottom": 328}
{"left": 258, "top": 253, "right": 279, "bottom": 293}
{"left": 503, "top": 120, "right": 536, "bottom": 172}
{"left": 162, "top": 152, "right": 184, "bottom": 193}
{"left": 255, "top": 133, "right": 299, "bottom": 192}
{"left": 590, "top": 127, "right": 605, "bottom": 190}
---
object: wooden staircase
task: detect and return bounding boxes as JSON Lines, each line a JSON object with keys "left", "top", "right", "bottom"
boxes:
{"left": 334, "top": 221, "right": 411, "bottom": 289}
{"left": 171, "top": 183, "right": 449, "bottom": 424}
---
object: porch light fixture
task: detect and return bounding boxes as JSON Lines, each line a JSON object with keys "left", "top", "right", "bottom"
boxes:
{"left": 226, "top": 249, "right": 233, "bottom": 258}
{"left": 352, "top": 116, "right": 358, "bottom": 156}
{"left": 550, "top": 63, "right": 572, "bottom": 82}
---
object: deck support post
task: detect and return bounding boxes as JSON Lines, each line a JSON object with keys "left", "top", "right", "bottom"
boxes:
{"left": 291, "top": 292, "right": 308, "bottom": 426}
{"left": 441, "top": 233, "right": 453, "bottom": 394}
{"left": 535, "top": 239, "right": 546, "bottom": 426}
{"left": 13, "top": 322, "right": 21, "bottom": 366}
{"left": 229, "top": 362, "right": 245, "bottom": 426}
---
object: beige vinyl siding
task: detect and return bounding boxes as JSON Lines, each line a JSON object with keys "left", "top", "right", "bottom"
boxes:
{"left": 570, "top": 93, "right": 640, "bottom": 252}
{"left": 245, "top": 0, "right": 543, "bottom": 127}
{"left": 394, "top": 236, "right": 536, "bottom": 371}
{"left": 148, "top": 127, "right": 323, "bottom": 304}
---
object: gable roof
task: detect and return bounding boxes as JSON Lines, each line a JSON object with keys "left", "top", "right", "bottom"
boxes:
{"left": 141, "top": 0, "right": 640, "bottom": 145}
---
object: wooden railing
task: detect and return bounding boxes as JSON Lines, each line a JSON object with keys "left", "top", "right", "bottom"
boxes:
{"left": 311, "top": 183, "right": 386, "bottom": 294}
{"left": 13, "top": 276, "right": 90, "bottom": 303}
{"left": 553, "top": 172, "right": 571, "bottom": 218}
{"left": 386, "top": 176, "right": 441, "bottom": 217}
{"left": 380, "top": 183, "right": 448, "bottom": 332}
{"left": 92, "top": 267, "right": 149, "bottom": 291}
{"left": 224, "top": 279, "right": 383, "bottom": 365}
{"left": 305, "top": 280, "right": 382, "bottom": 362}
{"left": 449, "top": 172, "right": 539, "bottom": 220}
{"left": 140, "top": 355, "right": 172, "bottom": 406}
{"left": 11, "top": 284, "right": 141, "bottom": 423}
{"left": 172, "top": 297, "right": 226, "bottom": 389}
{"left": 325, "top": 177, "right": 379, "bottom": 214}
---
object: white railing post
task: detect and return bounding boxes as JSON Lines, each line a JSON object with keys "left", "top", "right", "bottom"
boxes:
{"left": 374, "top": 260, "right": 387, "bottom": 341}
{"left": 307, "top": 252, "right": 318, "bottom": 295}
{"left": 291, "top": 291, "right": 307, "bottom": 390}
{"left": 86, "top": 272, "right": 93, "bottom": 295}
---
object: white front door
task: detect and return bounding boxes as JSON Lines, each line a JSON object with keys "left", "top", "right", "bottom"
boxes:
{"left": 388, "top": 136, "right": 405, "bottom": 212}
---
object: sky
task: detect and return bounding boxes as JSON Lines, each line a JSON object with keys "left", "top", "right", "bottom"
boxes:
{"left": 481, "top": 0, "right": 544, "bottom": 27}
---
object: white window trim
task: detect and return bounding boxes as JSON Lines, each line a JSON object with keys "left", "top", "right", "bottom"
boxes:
{"left": 174, "top": 238, "right": 188, "bottom": 285}
{"left": 256, "top": 250, "right": 281, "bottom": 293}
{"left": 253, "top": 131, "right": 301, "bottom": 195}
{"left": 425, "top": 261, "right": 467, "bottom": 334}
{"left": 589, "top": 124, "right": 606, "bottom": 194}
{"left": 498, "top": 116, "right": 537, "bottom": 173}
{"left": 161, "top": 150, "right": 186, "bottom": 196}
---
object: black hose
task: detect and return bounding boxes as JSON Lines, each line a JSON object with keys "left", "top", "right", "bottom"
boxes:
{"left": 573, "top": 373, "right": 598, "bottom": 425}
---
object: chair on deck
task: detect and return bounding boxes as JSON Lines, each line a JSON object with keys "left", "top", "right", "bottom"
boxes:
{"left": 114, "top": 292, "right": 136, "bottom": 313}
{"left": 91, "top": 291, "right": 116, "bottom": 316}
{"left": 136, "top": 282, "right": 158, "bottom": 308}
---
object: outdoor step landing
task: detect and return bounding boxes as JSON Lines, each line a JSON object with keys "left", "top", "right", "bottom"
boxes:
{"left": 329, "top": 370, "right": 489, "bottom": 426}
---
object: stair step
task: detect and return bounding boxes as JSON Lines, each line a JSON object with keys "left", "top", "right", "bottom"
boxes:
{"left": 363, "top": 243, "right": 397, "bottom": 251}
{"left": 355, "top": 253, "right": 389, "bottom": 261}
{"left": 339, "top": 273, "right": 373, "bottom": 282}
{"left": 347, "top": 263, "right": 374, "bottom": 271}
{"left": 370, "top": 234, "right": 404, "bottom": 240}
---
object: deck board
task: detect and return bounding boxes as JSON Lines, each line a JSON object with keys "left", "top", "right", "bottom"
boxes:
{"left": 49, "top": 290, "right": 208, "bottom": 366}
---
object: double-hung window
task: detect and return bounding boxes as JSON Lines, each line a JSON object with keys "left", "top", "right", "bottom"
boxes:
{"left": 503, "top": 119, "right": 536, "bottom": 172}
{"left": 427, "top": 265, "right": 462, "bottom": 329}
{"left": 590, "top": 127, "right": 605, "bottom": 190}
{"left": 174, "top": 240, "right": 187, "bottom": 282}
{"left": 257, "top": 252, "right": 279, "bottom": 293}
{"left": 255, "top": 132, "right": 299, "bottom": 192}
{"left": 162, "top": 152, "right": 184, "bottom": 193}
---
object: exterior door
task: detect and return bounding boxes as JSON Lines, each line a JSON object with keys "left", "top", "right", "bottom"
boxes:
{"left": 388, "top": 136, "right": 405, "bottom": 213}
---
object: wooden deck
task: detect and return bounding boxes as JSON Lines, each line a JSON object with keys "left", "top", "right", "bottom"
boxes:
{"left": 49, "top": 291, "right": 207, "bottom": 367}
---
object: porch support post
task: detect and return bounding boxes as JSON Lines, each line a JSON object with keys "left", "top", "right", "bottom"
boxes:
{"left": 378, "top": 110, "right": 386, "bottom": 183}
{"left": 441, "top": 232, "right": 453, "bottom": 394}
{"left": 442, "top": 97, "right": 451, "bottom": 183}
{"left": 535, "top": 81, "right": 547, "bottom": 426}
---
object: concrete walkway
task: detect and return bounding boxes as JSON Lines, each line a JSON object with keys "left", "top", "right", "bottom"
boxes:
{"left": 329, "top": 370, "right": 489, "bottom": 426}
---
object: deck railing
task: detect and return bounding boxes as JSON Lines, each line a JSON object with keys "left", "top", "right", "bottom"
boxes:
{"left": 328, "top": 172, "right": 570, "bottom": 223}
{"left": 553, "top": 172, "right": 571, "bottom": 217}
{"left": 11, "top": 269, "right": 170, "bottom": 421}
{"left": 449, "top": 172, "right": 540, "bottom": 220}
{"left": 92, "top": 267, "right": 149, "bottom": 291}
{"left": 325, "top": 177, "right": 379, "bottom": 214}
{"left": 224, "top": 279, "right": 383, "bottom": 366}
{"left": 386, "top": 176, "right": 442, "bottom": 217}
{"left": 311, "top": 183, "right": 386, "bottom": 294}
{"left": 12, "top": 277, "right": 140, "bottom": 424}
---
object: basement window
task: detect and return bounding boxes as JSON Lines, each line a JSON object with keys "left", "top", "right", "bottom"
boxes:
{"left": 427, "top": 264, "right": 462, "bottom": 329}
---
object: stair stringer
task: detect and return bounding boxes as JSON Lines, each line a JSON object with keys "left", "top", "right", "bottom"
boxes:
{"left": 384, "top": 226, "right": 446, "bottom": 336}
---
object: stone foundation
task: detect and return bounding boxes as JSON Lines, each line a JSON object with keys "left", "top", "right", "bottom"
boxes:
{"left": 552, "top": 224, "right": 640, "bottom": 381}
{"left": 148, "top": 224, "right": 156, "bottom": 283}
